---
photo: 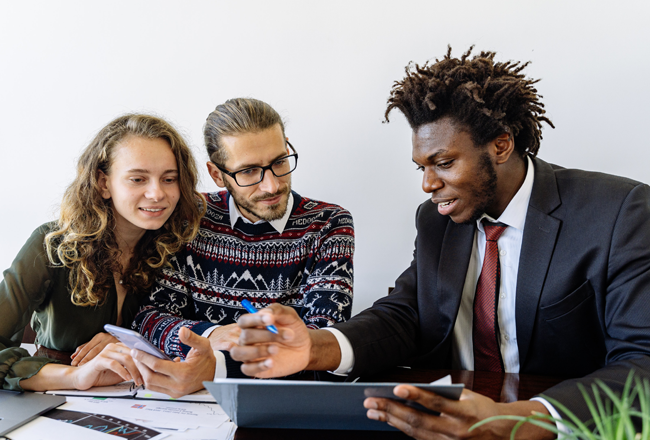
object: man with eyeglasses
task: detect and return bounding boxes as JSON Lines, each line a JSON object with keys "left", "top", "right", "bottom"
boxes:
{"left": 130, "top": 98, "right": 354, "bottom": 396}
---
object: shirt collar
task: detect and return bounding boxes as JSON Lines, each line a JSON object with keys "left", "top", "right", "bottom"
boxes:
{"left": 477, "top": 155, "right": 535, "bottom": 232}
{"left": 229, "top": 192, "right": 294, "bottom": 234}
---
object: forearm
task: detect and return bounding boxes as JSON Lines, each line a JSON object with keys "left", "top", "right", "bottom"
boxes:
{"left": 19, "top": 363, "right": 76, "bottom": 391}
{"left": 306, "top": 329, "right": 342, "bottom": 371}
{"left": 135, "top": 307, "right": 211, "bottom": 357}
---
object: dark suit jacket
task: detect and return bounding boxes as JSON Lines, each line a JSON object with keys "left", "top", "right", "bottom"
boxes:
{"left": 334, "top": 157, "right": 650, "bottom": 421}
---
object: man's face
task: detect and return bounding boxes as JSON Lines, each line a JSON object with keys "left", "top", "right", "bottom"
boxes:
{"left": 412, "top": 118, "right": 498, "bottom": 225}
{"left": 207, "top": 124, "right": 291, "bottom": 222}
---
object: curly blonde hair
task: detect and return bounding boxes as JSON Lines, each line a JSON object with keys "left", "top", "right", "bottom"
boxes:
{"left": 45, "top": 114, "right": 206, "bottom": 307}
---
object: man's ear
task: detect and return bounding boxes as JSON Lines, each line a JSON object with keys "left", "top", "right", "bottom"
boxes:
{"left": 493, "top": 132, "right": 516, "bottom": 165}
{"left": 97, "top": 170, "right": 111, "bottom": 199}
{"left": 206, "top": 161, "right": 226, "bottom": 188}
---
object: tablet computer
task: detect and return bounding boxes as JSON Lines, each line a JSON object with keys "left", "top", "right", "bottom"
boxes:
{"left": 204, "top": 378, "right": 463, "bottom": 431}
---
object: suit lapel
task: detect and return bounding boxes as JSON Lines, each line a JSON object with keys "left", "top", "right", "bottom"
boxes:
{"left": 436, "top": 220, "right": 475, "bottom": 336}
{"left": 516, "top": 157, "right": 562, "bottom": 366}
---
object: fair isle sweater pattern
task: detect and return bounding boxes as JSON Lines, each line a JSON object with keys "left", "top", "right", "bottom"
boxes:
{"left": 133, "top": 191, "right": 354, "bottom": 358}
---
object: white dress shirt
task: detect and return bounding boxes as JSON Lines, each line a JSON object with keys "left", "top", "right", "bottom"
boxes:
{"left": 451, "top": 156, "right": 534, "bottom": 372}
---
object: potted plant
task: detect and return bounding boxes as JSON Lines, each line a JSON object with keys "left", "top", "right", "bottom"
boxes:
{"left": 471, "top": 371, "right": 650, "bottom": 440}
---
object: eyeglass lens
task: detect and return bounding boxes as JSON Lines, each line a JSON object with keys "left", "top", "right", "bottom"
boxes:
{"left": 235, "top": 155, "right": 297, "bottom": 186}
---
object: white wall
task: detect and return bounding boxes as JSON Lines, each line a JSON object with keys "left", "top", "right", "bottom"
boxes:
{"left": 1, "top": 0, "right": 649, "bottom": 315}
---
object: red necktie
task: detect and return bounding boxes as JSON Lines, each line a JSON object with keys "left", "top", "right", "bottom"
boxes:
{"left": 473, "top": 221, "right": 507, "bottom": 372}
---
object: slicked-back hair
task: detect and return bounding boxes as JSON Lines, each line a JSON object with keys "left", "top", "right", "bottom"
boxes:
{"left": 204, "top": 98, "right": 286, "bottom": 165}
{"left": 385, "top": 46, "right": 554, "bottom": 157}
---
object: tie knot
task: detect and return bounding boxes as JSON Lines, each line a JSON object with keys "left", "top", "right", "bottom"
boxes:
{"left": 482, "top": 220, "right": 507, "bottom": 242}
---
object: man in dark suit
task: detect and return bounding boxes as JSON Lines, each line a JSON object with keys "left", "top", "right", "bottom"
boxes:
{"left": 230, "top": 47, "right": 650, "bottom": 439}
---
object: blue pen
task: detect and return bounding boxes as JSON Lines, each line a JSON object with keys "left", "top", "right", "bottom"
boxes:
{"left": 241, "top": 299, "right": 278, "bottom": 334}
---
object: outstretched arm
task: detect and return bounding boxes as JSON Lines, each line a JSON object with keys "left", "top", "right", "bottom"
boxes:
{"left": 233, "top": 305, "right": 557, "bottom": 439}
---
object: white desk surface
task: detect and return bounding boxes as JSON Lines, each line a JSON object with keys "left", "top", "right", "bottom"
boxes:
{"left": 7, "top": 344, "right": 236, "bottom": 440}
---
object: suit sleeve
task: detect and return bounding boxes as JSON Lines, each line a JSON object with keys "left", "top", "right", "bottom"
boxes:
{"left": 299, "top": 207, "right": 354, "bottom": 328}
{"left": 333, "top": 206, "right": 423, "bottom": 377}
{"left": 541, "top": 183, "right": 650, "bottom": 422}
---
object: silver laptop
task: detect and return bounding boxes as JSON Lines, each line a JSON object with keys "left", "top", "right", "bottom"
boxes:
{"left": 0, "top": 390, "right": 66, "bottom": 436}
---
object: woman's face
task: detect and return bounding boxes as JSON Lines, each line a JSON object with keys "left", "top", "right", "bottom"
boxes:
{"left": 99, "top": 135, "right": 180, "bottom": 239}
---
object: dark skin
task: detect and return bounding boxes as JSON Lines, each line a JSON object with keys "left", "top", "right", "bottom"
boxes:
{"left": 413, "top": 118, "right": 525, "bottom": 224}
{"left": 231, "top": 119, "right": 555, "bottom": 439}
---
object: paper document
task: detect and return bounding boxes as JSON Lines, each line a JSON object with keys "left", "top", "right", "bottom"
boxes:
{"left": 59, "top": 396, "right": 228, "bottom": 430}
{"left": 157, "top": 423, "right": 237, "bottom": 440}
{"left": 431, "top": 374, "right": 452, "bottom": 385}
{"left": 44, "top": 408, "right": 168, "bottom": 439}
{"left": 46, "top": 381, "right": 215, "bottom": 403}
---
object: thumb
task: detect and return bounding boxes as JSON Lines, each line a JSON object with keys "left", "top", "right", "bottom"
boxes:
{"left": 179, "top": 327, "right": 210, "bottom": 352}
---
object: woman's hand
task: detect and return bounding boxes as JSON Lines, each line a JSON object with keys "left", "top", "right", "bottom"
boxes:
{"left": 71, "top": 342, "right": 143, "bottom": 390}
{"left": 21, "top": 342, "right": 143, "bottom": 391}
{"left": 70, "top": 332, "right": 119, "bottom": 366}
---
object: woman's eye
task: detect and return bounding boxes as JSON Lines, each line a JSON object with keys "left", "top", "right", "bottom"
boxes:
{"left": 130, "top": 178, "right": 144, "bottom": 183}
{"left": 164, "top": 177, "right": 178, "bottom": 183}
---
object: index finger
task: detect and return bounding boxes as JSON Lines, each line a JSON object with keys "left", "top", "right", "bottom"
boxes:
{"left": 130, "top": 349, "right": 174, "bottom": 375}
{"left": 71, "top": 342, "right": 94, "bottom": 366}
{"left": 237, "top": 302, "right": 302, "bottom": 329}
{"left": 77, "top": 345, "right": 105, "bottom": 365}
{"left": 237, "top": 309, "right": 275, "bottom": 329}
{"left": 100, "top": 344, "right": 144, "bottom": 386}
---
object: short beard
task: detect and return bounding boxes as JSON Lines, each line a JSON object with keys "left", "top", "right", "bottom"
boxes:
{"left": 462, "top": 152, "right": 498, "bottom": 225}
{"left": 224, "top": 179, "right": 291, "bottom": 222}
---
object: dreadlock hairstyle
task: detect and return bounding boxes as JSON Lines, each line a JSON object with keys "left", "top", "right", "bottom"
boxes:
{"left": 385, "top": 46, "right": 554, "bottom": 157}
{"left": 45, "top": 114, "right": 206, "bottom": 307}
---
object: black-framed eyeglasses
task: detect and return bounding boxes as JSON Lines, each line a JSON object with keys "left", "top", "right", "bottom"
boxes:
{"left": 215, "top": 141, "right": 298, "bottom": 187}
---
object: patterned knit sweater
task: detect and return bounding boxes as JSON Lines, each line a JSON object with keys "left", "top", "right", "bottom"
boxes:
{"left": 133, "top": 190, "right": 354, "bottom": 360}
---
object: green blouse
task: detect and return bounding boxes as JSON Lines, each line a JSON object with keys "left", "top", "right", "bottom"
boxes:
{"left": 0, "top": 223, "right": 140, "bottom": 390}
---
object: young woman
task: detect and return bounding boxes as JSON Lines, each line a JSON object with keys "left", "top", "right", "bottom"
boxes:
{"left": 0, "top": 114, "right": 205, "bottom": 391}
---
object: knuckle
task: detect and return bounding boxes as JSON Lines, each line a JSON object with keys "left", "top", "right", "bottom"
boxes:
{"left": 405, "top": 411, "right": 423, "bottom": 428}
{"left": 398, "top": 419, "right": 415, "bottom": 437}
{"left": 229, "top": 347, "right": 241, "bottom": 360}
{"left": 239, "top": 331, "right": 253, "bottom": 345}
{"left": 375, "top": 399, "right": 388, "bottom": 411}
